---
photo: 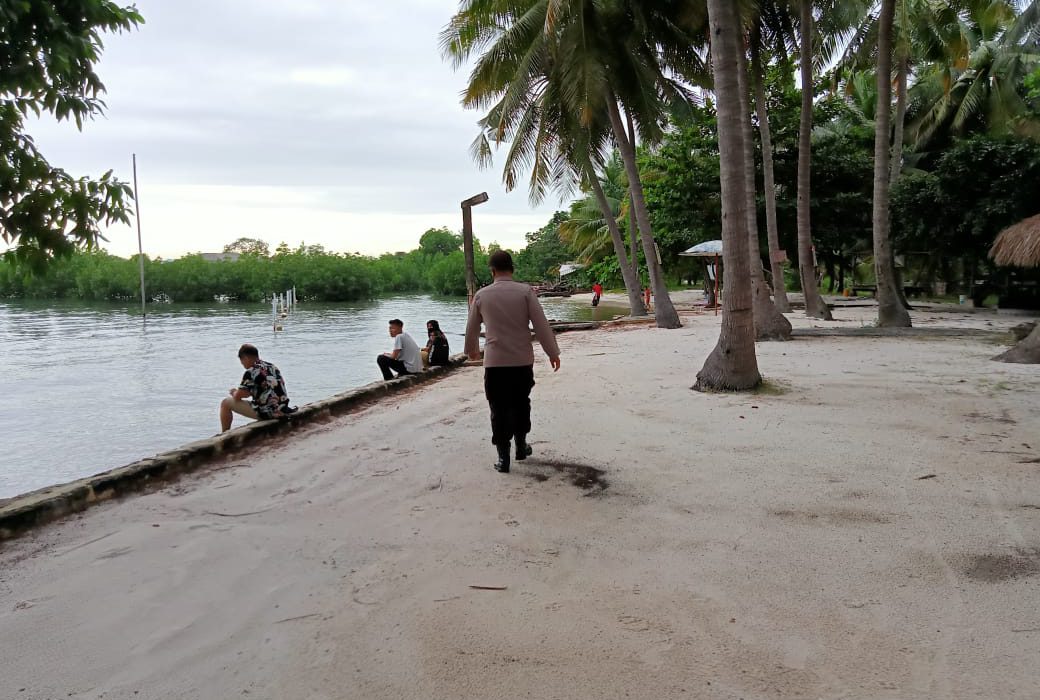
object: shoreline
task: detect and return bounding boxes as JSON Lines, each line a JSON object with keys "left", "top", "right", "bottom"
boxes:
{"left": 0, "top": 356, "right": 469, "bottom": 540}
{"left": 2, "top": 305, "right": 1039, "bottom": 696}
{"left": 3, "top": 296, "right": 1031, "bottom": 539}
{"left": 0, "top": 318, "right": 623, "bottom": 540}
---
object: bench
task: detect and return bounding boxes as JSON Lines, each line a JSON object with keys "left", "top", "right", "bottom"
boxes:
{"left": 850, "top": 285, "right": 928, "bottom": 298}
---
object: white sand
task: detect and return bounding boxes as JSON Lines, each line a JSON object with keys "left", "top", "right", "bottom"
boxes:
{"left": 2, "top": 302, "right": 1039, "bottom": 699}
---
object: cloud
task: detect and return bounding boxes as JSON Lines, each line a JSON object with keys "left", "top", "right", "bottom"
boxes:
{"left": 25, "top": 0, "right": 562, "bottom": 258}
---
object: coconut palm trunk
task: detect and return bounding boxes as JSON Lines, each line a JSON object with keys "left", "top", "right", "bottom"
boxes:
{"left": 995, "top": 323, "right": 1040, "bottom": 363}
{"left": 889, "top": 51, "right": 913, "bottom": 311}
{"left": 586, "top": 167, "right": 648, "bottom": 316}
{"left": 629, "top": 194, "right": 640, "bottom": 279}
{"left": 695, "top": 0, "right": 762, "bottom": 391}
{"left": 873, "top": 0, "right": 912, "bottom": 327}
{"left": 737, "top": 35, "right": 792, "bottom": 340}
{"left": 606, "top": 99, "right": 681, "bottom": 329}
{"left": 796, "top": 0, "right": 833, "bottom": 320}
{"left": 750, "top": 34, "right": 792, "bottom": 313}
{"left": 624, "top": 111, "right": 643, "bottom": 285}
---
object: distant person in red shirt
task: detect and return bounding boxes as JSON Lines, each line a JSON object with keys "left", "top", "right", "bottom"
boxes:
{"left": 644, "top": 286, "right": 652, "bottom": 311}
{"left": 592, "top": 282, "right": 603, "bottom": 307}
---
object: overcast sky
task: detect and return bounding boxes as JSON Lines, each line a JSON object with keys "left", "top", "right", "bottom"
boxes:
{"left": 27, "top": 0, "right": 561, "bottom": 259}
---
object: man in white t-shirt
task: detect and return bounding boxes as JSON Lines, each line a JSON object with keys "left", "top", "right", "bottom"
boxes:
{"left": 377, "top": 319, "right": 422, "bottom": 380}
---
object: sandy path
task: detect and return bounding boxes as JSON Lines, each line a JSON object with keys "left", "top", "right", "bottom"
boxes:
{"left": 2, "top": 305, "right": 1039, "bottom": 699}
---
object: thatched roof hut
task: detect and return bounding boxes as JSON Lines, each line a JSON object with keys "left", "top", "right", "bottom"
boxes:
{"left": 989, "top": 213, "right": 1040, "bottom": 268}
{"left": 988, "top": 213, "right": 1040, "bottom": 363}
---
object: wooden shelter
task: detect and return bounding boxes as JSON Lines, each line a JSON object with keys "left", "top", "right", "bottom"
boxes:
{"left": 990, "top": 213, "right": 1040, "bottom": 268}
{"left": 988, "top": 214, "right": 1040, "bottom": 363}
{"left": 679, "top": 240, "right": 723, "bottom": 311}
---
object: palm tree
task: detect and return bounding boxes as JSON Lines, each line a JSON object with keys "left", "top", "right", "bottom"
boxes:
{"left": 598, "top": 2, "right": 711, "bottom": 329}
{"left": 873, "top": 0, "right": 913, "bottom": 325}
{"left": 559, "top": 152, "right": 628, "bottom": 262}
{"left": 735, "top": 31, "right": 794, "bottom": 339}
{"left": 561, "top": 153, "right": 650, "bottom": 315}
{"left": 441, "top": 0, "right": 701, "bottom": 328}
{"left": 440, "top": 0, "right": 644, "bottom": 314}
{"left": 831, "top": 0, "right": 1020, "bottom": 321}
{"left": 696, "top": 0, "right": 762, "bottom": 391}
{"left": 560, "top": 194, "right": 618, "bottom": 264}
{"left": 797, "top": 0, "right": 835, "bottom": 319}
{"left": 750, "top": 21, "right": 793, "bottom": 312}
{"left": 909, "top": 0, "right": 1040, "bottom": 149}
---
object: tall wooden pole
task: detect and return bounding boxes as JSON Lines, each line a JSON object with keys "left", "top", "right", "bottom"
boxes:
{"left": 461, "top": 192, "right": 488, "bottom": 305}
{"left": 462, "top": 205, "right": 476, "bottom": 304}
{"left": 132, "top": 153, "right": 146, "bottom": 319}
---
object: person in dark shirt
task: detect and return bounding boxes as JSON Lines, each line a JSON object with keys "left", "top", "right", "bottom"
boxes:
{"left": 220, "top": 343, "right": 292, "bottom": 431}
{"left": 423, "top": 319, "right": 450, "bottom": 367}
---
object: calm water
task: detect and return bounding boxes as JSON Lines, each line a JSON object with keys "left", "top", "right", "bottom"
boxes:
{"left": 1, "top": 295, "right": 620, "bottom": 498}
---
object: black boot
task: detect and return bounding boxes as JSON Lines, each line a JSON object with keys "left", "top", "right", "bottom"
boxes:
{"left": 494, "top": 443, "right": 511, "bottom": 473}
{"left": 515, "top": 435, "right": 532, "bottom": 461}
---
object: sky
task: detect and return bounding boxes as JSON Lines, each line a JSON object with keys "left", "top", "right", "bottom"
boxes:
{"left": 27, "top": 0, "right": 561, "bottom": 259}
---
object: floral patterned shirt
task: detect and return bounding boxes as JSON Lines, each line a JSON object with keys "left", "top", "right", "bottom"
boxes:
{"left": 239, "top": 359, "right": 290, "bottom": 418}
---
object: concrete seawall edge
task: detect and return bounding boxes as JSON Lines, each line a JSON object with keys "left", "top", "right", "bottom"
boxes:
{"left": 0, "top": 354, "right": 470, "bottom": 542}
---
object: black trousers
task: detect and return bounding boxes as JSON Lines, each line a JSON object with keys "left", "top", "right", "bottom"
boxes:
{"left": 377, "top": 354, "right": 412, "bottom": 380}
{"left": 483, "top": 365, "right": 535, "bottom": 446}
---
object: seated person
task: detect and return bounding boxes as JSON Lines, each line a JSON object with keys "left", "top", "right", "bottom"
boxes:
{"left": 423, "top": 319, "right": 451, "bottom": 367}
{"left": 377, "top": 318, "right": 422, "bottom": 380}
{"left": 220, "top": 343, "right": 293, "bottom": 431}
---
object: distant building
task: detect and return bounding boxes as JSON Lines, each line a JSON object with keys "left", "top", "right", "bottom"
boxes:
{"left": 199, "top": 252, "right": 241, "bottom": 262}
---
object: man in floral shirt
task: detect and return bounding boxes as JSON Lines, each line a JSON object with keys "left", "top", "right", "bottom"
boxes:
{"left": 219, "top": 344, "right": 293, "bottom": 431}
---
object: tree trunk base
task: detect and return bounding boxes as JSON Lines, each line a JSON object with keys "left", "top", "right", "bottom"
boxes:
{"left": 877, "top": 301, "right": 911, "bottom": 328}
{"left": 653, "top": 301, "right": 682, "bottom": 329}
{"left": 805, "top": 297, "right": 833, "bottom": 321}
{"left": 628, "top": 293, "right": 648, "bottom": 317}
{"left": 754, "top": 288, "right": 792, "bottom": 341}
{"left": 993, "top": 324, "right": 1040, "bottom": 363}
{"left": 693, "top": 340, "right": 762, "bottom": 391}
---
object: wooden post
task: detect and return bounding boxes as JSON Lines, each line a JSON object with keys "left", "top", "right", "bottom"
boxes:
{"left": 714, "top": 253, "right": 720, "bottom": 317}
{"left": 132, "top": 154, "right": 146, "bottom": 319}
{"left": 462, "top": 205, "right": 476, "bottom": 304}
{"left": 461, "top": 192, "right": 489, "bottom": 305}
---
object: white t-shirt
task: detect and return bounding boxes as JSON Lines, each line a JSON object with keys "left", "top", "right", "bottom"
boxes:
{"left": 394, "top": 332, "right": 422, "bottom": 373}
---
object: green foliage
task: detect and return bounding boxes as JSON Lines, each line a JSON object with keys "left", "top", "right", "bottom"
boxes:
{"left": 891, "top": 135, "right": 1040, "bottom": 262}
{"left": 1, "top": 1, "right": 143, "bottom": 271}
{"left": 907, "top": 2, "right": 1040, "bottom": 152}
{"left": 1026, "top": 66, "right": 1040, "bottom": 116}
{"left": 513, "top": 211, "right": 570, "bottom": 283}
{"left": 637, "top": 84, "right": 875, "bottom": 276}
{"left": 418, "top": 227, "right": 463, "bottom": 257}
{"left": 571, "top": 256, "right": 624, "bottom": 289}
{"left": 775, "top": 109, "right": 876, "bottom": 264}
{"left": 559, "top": 152, "right": 628, "bottom": 264}
{"left": 223, "top": 237, "right": 270, "bottom": 256}
{"left": 0, "top": 222, "right": 512, "bottom": 302}
{"left": 640, "top": 104, "right": 722, "bottom": 266}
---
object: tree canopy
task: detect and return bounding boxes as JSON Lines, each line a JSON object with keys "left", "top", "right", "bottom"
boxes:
{"left": 0, "top": 0, "right": 143, "bottom": 271}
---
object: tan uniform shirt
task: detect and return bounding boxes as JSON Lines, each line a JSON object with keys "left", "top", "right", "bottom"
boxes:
{"left": 464, "top": 278, "right": 561, "bottom": 367}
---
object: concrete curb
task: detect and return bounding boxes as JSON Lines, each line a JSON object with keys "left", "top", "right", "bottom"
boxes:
{"left": 0, "top": 354, "right": 471, "bottom": 542}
